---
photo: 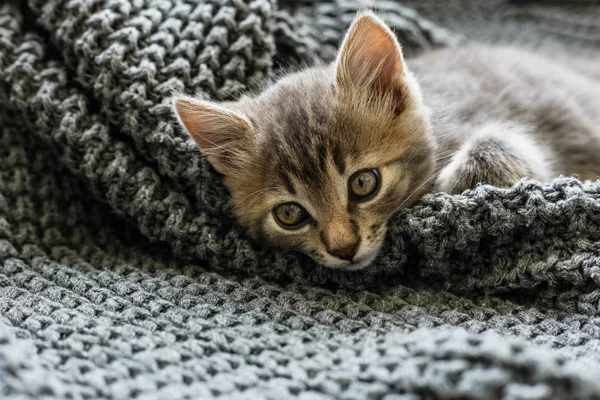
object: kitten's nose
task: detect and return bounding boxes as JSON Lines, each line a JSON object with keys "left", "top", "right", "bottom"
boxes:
{"left": 329, "top": 241, "right": 359, "bottom": 262}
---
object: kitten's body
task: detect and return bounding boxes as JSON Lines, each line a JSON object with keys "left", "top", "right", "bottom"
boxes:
{"left": 174, "top": 12, "right": 600, "bottom": 270}
{"left": 411, "top": 47, "right": 600, "bottom": 192}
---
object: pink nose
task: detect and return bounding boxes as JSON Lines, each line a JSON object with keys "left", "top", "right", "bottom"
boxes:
{"left": 328, "top": 241, "right": 359, "bottom": 262}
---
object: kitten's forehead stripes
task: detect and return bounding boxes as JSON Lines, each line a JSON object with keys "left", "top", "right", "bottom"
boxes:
{"left": 265, "top": 99, "right": 339, "bottom": 187}
{"left": 332, "top": 143, "right": 346, "bottom": 175}
{"left": 269, "top": 121, "right": 348, "bottom": 194}
{"left": 316, "top": 142, "right": 328, "bottom": 174}
{"left": 279, "top": 171, "right": 297, "bottom": 195}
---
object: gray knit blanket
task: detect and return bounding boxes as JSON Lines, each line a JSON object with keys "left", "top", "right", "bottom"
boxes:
{"left": 3, "top": 1, "right": 600, "bottom": 398}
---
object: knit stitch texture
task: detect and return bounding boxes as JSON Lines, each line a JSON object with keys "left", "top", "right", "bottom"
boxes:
{"left": 2, "top": 1, "right": 600, "bottom": 399}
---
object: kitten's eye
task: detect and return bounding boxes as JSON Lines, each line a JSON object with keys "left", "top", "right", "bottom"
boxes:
{"left": 273, "top": 202, "right": 309, "bottom": 229}
{"left": 349, "top": 169, "right": 380, "bottom": 201}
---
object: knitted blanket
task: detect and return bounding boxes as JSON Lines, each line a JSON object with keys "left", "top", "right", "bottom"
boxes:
{"left": 2, "top": 1, "right": 600, "bottom": 398}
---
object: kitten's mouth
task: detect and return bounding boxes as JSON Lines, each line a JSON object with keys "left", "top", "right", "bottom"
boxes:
{"left": 348, "top": 253, "right": 378, "bottom": 270}
{"left": 325, "top": 251, "right": 379, "bottom": 271}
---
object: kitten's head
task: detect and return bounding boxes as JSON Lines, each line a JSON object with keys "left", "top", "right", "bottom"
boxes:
{"left": 173, "top": 11, "right": 435, "bottom": 270}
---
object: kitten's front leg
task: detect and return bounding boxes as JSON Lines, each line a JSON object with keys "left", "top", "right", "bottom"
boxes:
{"left": 434, "top": 122, "right": 554, "bottom": 194}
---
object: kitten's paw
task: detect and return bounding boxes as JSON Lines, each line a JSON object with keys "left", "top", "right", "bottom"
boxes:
{"left": 434, "top": 122, "right": 553, "bottom": 194}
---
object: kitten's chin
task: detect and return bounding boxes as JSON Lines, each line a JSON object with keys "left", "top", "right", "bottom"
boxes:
{"left": 345, "top": 252, "right": 380, "bottom": 271}
{"left": 319, "top": 248, "right": 380, "bottom": 271}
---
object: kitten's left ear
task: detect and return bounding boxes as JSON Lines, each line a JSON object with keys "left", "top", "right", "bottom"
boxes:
{"left": 335, "top": 11, "right": 406, "bottom": 105}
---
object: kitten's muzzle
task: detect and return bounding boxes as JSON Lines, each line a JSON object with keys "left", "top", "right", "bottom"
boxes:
{"left": 327, "top": 240, "right": 360, "bottom": 262}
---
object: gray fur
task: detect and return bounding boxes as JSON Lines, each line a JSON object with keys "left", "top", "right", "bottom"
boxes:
{"left": 411, "top": 46, "right": 600, "bottom": 193}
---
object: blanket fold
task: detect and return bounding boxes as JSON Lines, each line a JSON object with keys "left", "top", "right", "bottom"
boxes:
{"left": 2, "top": 1, "right": 600, "bottom": 398}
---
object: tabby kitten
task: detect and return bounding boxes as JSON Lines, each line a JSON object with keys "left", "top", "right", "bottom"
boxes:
{"left": 173, "top": 11, "right": 600, "bottom": 270}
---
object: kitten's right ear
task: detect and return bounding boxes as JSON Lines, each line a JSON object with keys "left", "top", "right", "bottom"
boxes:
{"left": 172, "top": 95, "right": 253, "bottom": 174}
{"left": 335, "top": 11, "right": 406, "bottom": 107}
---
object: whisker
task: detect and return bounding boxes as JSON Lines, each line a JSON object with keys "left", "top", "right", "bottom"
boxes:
{"left": 192, "top": 140, "right": 252, "bottom": 163}
{"left": 390, "top": 170, "right": 443, "bottom": 216}
{"left": 247, "top": 187, "right": 279, "bottom": 208}
{"left": 235, "top": 186, "right": 279, "bottom": 209}
{"left": 435, "top": 153, "right": 456, "bottom": 163}
{"left": 200, "top": 146, "right": 267, "bottom": 170}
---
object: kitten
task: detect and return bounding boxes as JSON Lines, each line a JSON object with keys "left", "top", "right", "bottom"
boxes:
{"left": 173, "top": 11, "right": 600, "bottom": 270}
